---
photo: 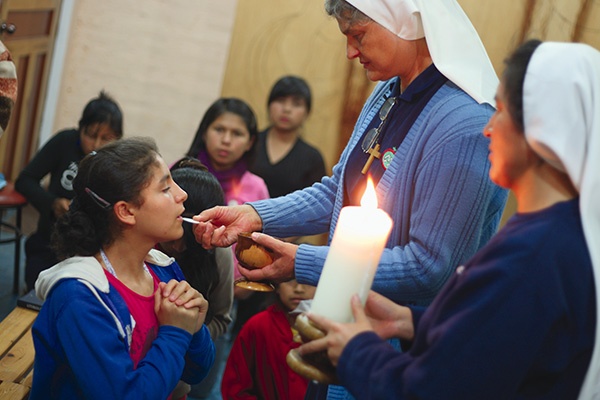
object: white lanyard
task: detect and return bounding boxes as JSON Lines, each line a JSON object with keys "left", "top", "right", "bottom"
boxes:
{"left": 99, "top": 248, "right": 150, "bottom": 279}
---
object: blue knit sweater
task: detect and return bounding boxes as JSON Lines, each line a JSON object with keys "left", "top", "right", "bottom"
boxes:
{"left": 252, "top": 78, "right": 507, "bottom": 306}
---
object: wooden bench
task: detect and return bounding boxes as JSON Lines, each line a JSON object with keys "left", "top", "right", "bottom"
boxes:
{"left": 0, "top": 307, "right": 38, "bottom": 399}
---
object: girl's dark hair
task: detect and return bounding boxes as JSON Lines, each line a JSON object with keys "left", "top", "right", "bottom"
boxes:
{"left": 185, "top": 98, "right": 258, "bottom": 164}
{"left": 267, "top": 75, "right": 312, "bottom": 113}
{"left": 78, "top": 90, "right": 124, "bottom": 138}
{"left": 502, "top": 39, "right": 542, "bottom": 133}
{"left": 169, "top": 157, "right": 226, "bottom": 324}
{"left": 52, "top": 137, "right": 160, "bottom": 259}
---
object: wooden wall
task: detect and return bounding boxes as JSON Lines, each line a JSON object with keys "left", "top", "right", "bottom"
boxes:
{"left": 222, "top": 0, "right": 600, "bottom": 171}
{"left": 221, "top": 0, "right": 600, "bottom": 222}
{"left": 13, "top": 0, "right": 600, "bottom": 192}
{"left": 220, "top": 0, "right": 349, "bottom": 172}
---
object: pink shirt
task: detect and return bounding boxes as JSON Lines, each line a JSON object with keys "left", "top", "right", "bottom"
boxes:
{"left": 105, "top": 268, "right": 160, "bottom": 368}
{"left": 224, "top": 170, "right": 269, "bottom": 206}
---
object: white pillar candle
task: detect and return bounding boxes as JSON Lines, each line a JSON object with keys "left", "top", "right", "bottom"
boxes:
{"left": 311, "top": 179, "right": 393, "bottom": 323}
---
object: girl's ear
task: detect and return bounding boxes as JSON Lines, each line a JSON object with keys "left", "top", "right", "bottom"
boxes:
{"left": 113, "top": 200, "right": 136, "bottom": 226}
{"left": 245, "top": 135, "right": 256, "bottom": 152}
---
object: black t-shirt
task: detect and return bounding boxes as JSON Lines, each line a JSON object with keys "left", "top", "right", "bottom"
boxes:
{"left": 250, "top": 130, "right": 326, "bottom": 198}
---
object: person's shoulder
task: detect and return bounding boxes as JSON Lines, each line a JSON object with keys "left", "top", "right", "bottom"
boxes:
{"left": 434, "top": 82, "right": 494, "bottom": 117}
{"left": 54, "top": 128, "right": 79, "bottom": 138}
{"left": 296, "top": 137, "right": 322, "bottom": 154}
{"left": 250, "top": 307, "right": 272, "bottom": 322}
{"left": 45, "top": 128, "right": 80, "bottom": 146}
{"left": 419, "top": 83, "right": 494, "bottom": 142}
{"left": 487, "top": 200, "right": 589, "bottom": 272}
{"left": 293, "top": 139, "right": 323, "bottom": 162}
{"left": 215, "top": 246, "right": 234, "bottom": 268}
{"left": 237, "top": 307, "right": 273, "bottom": 334}
{"left": 41, "top": 277, "right": 103, "bottom": 315}
{"left": 241, "top": 171, "right": 268, "bottom": 188}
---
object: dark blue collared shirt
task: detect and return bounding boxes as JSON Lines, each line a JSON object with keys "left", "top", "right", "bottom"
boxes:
{"left": 344, "top": 64, "right": 448, "bottom": 205}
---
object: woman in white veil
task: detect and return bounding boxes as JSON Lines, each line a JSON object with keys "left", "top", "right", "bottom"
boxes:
{"left": 523, "top": 40, "right": 600, "bottom": 400}
{"left": 298, "top": 39, "right": 599, "bottom": 399}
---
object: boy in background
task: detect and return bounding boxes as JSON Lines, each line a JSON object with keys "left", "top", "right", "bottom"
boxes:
{"left": 222, "top": 279, "right": 316, "bottom": 399}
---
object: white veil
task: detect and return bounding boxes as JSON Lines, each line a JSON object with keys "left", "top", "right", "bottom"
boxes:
{"left": 346, "top": 0, "right": 497, "bottom": 106}
{"left": 523, "top": 41, "right": 600, "bottom": 400}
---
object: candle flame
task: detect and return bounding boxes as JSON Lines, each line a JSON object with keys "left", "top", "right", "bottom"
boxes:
{"left": 360, "top": 177, "right": 378, "bottom": 209}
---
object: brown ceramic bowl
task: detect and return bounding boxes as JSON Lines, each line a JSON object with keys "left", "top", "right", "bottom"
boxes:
{"left": 234, "top": 232, "right": 275, "bottom": 292}
{"left": 233, "top": 279, "right": 275, "bottom": 292}
{"left": 235, "top": 232, "right": 274, "bottom": 269}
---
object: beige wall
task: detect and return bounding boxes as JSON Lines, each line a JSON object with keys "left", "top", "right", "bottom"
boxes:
{"left": 51, "top": 0, "right": 238, "bottom": 165}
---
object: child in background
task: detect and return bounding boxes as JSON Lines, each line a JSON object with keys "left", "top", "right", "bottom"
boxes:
{"left": 158, "top": 157, "right": 235, "bottom": 398}
{"left": 185, "top": 97, "right": 271, "bottom": 327}
{"left": 185, "top": 98, "right": 269, "bottom": 208}
{"left": 250, "top": 75, "right": 326, "bottom": 199}
{"left": 30, "top": 137, "right": 215, "bottom": 400}
{"left": 184, "top": 98, "right": 270, "bottom": 397}
{"left": 160, "top": 157, "right": 234, "bottom": 340}
{"left": 251, "top": 76, "right": 327, "bottom": 246}
{"left": 221, "top": 279, "right": 317, "bottom": 400}
{"left": 16, "top": 91, "right": 123, "bottom": 290}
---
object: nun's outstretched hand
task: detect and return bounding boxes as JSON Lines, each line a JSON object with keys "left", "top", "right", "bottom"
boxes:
{"left": 192, "top": 204, "right": 262, "bottom": 249}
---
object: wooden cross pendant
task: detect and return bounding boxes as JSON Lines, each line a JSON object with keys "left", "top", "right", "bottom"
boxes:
{"left": 361, "top": 143, "right": 381, "bottom": 174}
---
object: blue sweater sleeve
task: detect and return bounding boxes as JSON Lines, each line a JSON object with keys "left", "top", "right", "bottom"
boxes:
{"left": 181, "top": 325, "right": 216, "bottom": 384}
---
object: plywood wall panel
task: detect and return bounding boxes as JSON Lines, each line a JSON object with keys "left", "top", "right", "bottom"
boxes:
{"left": 220, "top": 0, "right": 348, "bottom": 171}
{"left": 458, "top": 0, "right": 529, "bottom": 74}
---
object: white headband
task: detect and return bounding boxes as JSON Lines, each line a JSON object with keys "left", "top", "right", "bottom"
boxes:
{"left": 523, "top": 41, "right": 600, "bottom": 400}
{"left": 345, "top": 0, "right": 497, "bottom": 105}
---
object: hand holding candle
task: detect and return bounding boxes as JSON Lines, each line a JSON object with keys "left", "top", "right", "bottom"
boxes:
{"left": 311, "top": 178, "right": 393, "bottom": 323}
{"left": 287, "top": 178, "right": 393, "bottom": 383}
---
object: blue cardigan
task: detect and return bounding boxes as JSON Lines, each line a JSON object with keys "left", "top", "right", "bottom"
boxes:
{"left": 252, "top": 79, "right": 507, "bottom": 400}
{"left": 30, "top": 250, "right": 215, "bottom": 400}
{"left": 252, "top": 79, "right": 507, "bottom": 306}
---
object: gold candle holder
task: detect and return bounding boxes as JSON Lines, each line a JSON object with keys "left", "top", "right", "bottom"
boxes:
{"left": 286, "top": 313, "right": 338, "bottom": 385}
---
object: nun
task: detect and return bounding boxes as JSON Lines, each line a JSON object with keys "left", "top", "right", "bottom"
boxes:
{"left": 194, "top": 1, "right": 507, "bottom": 398}
{"left": 300, "top": 39, "right": 599, "bottom": 400}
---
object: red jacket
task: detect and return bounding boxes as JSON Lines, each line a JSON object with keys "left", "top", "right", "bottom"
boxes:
{"left": 221, "top": 304, "right": 308, "bottom": 399}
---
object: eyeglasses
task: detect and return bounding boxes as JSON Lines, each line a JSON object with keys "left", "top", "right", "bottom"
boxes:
{"left": 361, "top": 96, "right": 397, "bottom": 153}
